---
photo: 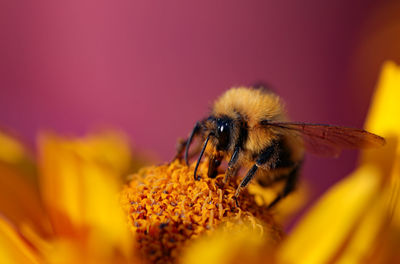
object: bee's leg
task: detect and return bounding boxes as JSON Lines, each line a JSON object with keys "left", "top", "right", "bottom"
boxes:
{"left": 182, "top": 121, "right": 202, "bottom": 165}
{"left": 223, "top": 146, "right": 240, "bottom": 184}
{"left": 234, "top": 164, "right": 258, "bottom": 200}
{"left": 208, "top": 152, "right": 223, "bottom": 178}
{"left": 267, "top": 165, "right": 300, "bottom": 209}
{"left": 225, "top": 119, "right": 247, "bottom": 184}
{"left": 234, "top": 142, "right": 278, "bottom": 201}
{"left": 193, "top": 133, "right": 213, "bottom": 181}
{"left": 224, "top": 165, "right": 239, "bottom": 184}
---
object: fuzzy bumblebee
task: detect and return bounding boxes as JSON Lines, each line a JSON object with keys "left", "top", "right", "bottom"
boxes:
{"left": 179, "top": 86, "right": 385, "bottom": 208}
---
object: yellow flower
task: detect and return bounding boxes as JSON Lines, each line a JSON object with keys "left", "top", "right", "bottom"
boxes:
{"left": 1, "top": 61, "right": 398, "bottom": 264}
{"left": 0, "top": 131, "right": 140, "bottom": 264}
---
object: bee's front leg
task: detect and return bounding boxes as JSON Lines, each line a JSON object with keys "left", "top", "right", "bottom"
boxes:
{"left": 234, "top": 164, "right": 258, "bottom": 198}
{"left": 184, "top": 121, "right": 202, "bottom": 165}
{"left": 223, "top": 145, "right": 240, "bottom": 184}
{"left": 234, "top": 141, "right": 279, "bottom": 203}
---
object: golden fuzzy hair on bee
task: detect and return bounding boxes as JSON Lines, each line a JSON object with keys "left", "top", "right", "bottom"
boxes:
{"left": 212, "top": 87, "right": 289, "bottom": 154}
{"left": 212, "top": 87, "right": 287, "bottom": 127}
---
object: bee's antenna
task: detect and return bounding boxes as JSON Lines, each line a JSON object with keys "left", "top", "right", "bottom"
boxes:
{"left": 185, "top": 122, "right": 201, "bottom": 165}
{"left": 193, "top": 133, "right": 213, "bottom": 181}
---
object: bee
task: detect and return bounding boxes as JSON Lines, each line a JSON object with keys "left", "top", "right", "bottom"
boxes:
{"left": 179, "top": 86, "right": 385, "bottom": 208}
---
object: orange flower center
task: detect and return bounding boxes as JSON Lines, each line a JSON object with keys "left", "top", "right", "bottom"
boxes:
{"left": 120, "top": 159, "right": 282, "bottom": 263}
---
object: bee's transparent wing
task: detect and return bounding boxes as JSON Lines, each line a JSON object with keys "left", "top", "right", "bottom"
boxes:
{"left": 262, "top": 121, "right": 385, "bottom": 157}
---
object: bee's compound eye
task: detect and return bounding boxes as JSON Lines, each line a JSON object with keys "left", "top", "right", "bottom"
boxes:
{"left": 216, "top": 119, "right": 230, "bottom": 150}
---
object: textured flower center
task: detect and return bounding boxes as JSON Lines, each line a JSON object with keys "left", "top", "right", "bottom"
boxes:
{"left": 120, "top": 159, "right": 282, "bottom": 263}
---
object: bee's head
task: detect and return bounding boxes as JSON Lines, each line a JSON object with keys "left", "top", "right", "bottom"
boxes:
{"left": 185, "top": 115, "right": 235, "bottom": 180}
{"left": 200, "top": 116, "right": 233, "bottom": 151}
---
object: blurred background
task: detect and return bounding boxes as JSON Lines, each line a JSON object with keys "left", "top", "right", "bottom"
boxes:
{"left": 1, "top": 0, "right": 400, "bottom": 201}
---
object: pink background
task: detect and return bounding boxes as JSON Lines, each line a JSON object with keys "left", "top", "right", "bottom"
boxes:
{"left": 1, "top": 1, "right": 399, "bottom": 201}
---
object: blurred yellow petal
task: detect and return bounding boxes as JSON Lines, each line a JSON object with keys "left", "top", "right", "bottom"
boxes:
{"left": 389, "top": 148, "right": 400, "bottom": 228}
{"left": 249, "top": 181, "right": 308, "bottom": 224}
{"left": 82, "top": 161, "right": 134, "bottom": 259}
{"left": 363, "top": 61, "right": 400, "bottom": 137}
{"left": 0, "top": 162, "right": 49, "bottom": 236}
{"left": 0, "top": 130, "right": 48, "bottom": 234}
{"left": 180, "top": 224, "right": 273, "bottom": 264}
{"left": 38, "top": 132, "right": 134, "bottom": 260}
{"left": 76, "top": 130, "right": 133, "bottom": 174}
{"left": 334, "top": 190, "right": 389, "bottom": 264}
{"left": 361, "top": 61, "right": 400, "bottom": 172}
{"left": 335, "top": 62, "right": 400, "bottom": 264}
{"left": 335, "top": 147, "right": 400, "bottom": 263}
{"left": 0, "top": 217, "right": 41, "bottom": 264}
{"left": 361, "top": 60, "right": 400, "bottom": 237}
{"left": 0, "top": 130, "right": 29, "bottom": 165}
{"left": 17, "top": 225, "right": 88, "bottom": 264}
{"left": 0, "top": 130, "right": 36, "bottom": 179}
{"left": 278, "top": 165, "right": 381, "bottom": 264}
{"left": 362, "top": 61, "right": 400, "bottom": 230}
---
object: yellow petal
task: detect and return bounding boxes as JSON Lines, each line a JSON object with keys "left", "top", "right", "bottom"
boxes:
{"left": 0, "top": 130, "right": 29, "bottom": 165}
{"left": 0, "top": 217, "right": 41, "bottom": 264}
{"left": 334, "top": 189, "right": 389, "bottom": 264}
{"left": 81, "top": 160, "right": 135, "bottom": 258}
{"left": 278, "top": 165, "right": 381, "bottom": 264}
{"left": 0, "top": 129, "right": 49, "bottom": 234}
{"left": 248, "top": 181, "right": 309, "bottom": 225}
{"left": 390, "top": 147, "right": 400, "bottom": 228}
{"left": 38, "top": 132, "right": 134, "bottom": 260}
{"left": 0, "top": 130, "right": 36, "bottom": 180}
{"left": 334, "top": 147, "right": 400, "bottom": 263}
{"left": 75, "top": 130, "right": 133, "bottom": 174}
{"left": 181, "top": 224, "right": 273, "bottom": 264}
{"left": 363, "top": 61, "right": 400, "bottom": 136}
{"left": 358, "top": 61, "right": 400, "bottom": 252}
{"left": 361, "top": 61, "right": 400, "bottom": 173}
{"left": 0, "top": 162, "right": 49, "bottom": 236}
